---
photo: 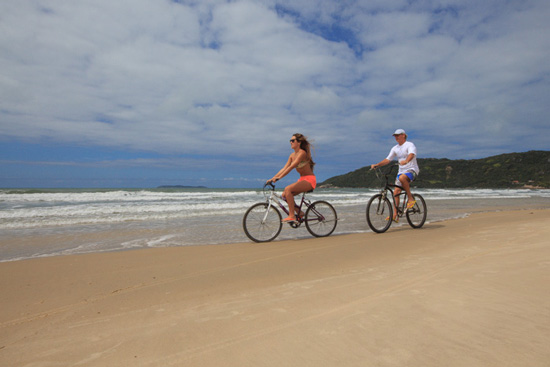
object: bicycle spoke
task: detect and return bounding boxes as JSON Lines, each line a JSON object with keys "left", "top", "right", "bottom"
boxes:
{"left": 243, "top": 203, "right": 282, "bottom": 242}
{"left": 366, "top": 194, "right": 392, "bottom": 233}
{"left": 305, "top": 201, "right": 337, "bottom": 237}
{"left": 406, "top": 194, "right": 427, "bottom": 228}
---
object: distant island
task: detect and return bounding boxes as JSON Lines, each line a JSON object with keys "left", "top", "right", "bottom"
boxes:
{"left": 157, "top": 185, "right": 208, "bottom": 189}
{"left": 320, "top": 150, "right": 550, "bottom": 189}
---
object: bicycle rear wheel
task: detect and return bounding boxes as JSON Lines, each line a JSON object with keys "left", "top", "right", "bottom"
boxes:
{"left": 406, "top": 194, "right": 427, "bottom": 228}
{"left": 243, "top": 203, "right": 282, "bottom": 242}
{"left": 305, "top": 200, "right": 337, "bottom": 237}
{"left": 366, "top": 194, "right": 393, "bottom": 233}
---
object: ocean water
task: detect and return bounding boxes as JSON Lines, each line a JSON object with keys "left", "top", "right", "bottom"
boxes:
{"left": 1, "top": 187, "right": 549, "bottom": 262}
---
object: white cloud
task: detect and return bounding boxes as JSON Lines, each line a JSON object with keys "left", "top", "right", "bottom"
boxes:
{"left": 0, "top": 0, "right": 549, "bottom": 185}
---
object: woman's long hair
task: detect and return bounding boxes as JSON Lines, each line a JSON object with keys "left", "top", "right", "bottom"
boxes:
{"left": 294, "top": 133, "right": 315, "bottom": 169}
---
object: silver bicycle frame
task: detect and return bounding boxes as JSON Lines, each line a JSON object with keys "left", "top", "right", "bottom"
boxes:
{"left": 263, "top": 188, "right": 307, "bottom": 223}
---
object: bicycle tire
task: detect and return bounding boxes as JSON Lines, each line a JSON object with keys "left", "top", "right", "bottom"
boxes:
{"left": 366, "top": 194, "right": 393, "bottom": 233}
{"left": 406, "top": 194, "right": 427, "bottom": 229}
{"left": 243, "top": 203, "right": 282, "bottom": 242}
{"left": 305, "top": 200, "right": 337, "bottom": 237}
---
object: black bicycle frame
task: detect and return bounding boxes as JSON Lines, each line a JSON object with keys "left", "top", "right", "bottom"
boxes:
{"left": 378, "top": 165, "right": 409, "bottom": 217}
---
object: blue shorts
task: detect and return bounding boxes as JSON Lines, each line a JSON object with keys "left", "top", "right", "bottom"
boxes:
{"left": 396, "top": 171, "right": 417, "bottom": 185}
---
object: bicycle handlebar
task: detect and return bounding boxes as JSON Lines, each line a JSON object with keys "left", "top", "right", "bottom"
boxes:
{"left": 372, "top": 162, "right": 398, "bottom": 173}
{"left": 372, "top": 163, "right": 398, "bottom": 182}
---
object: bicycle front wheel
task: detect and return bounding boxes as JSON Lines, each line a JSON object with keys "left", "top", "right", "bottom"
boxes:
{"left": 406, "top": 194, "right": 427, "bottom": 229}
{"left": 366, "top": 194, "right": 393, "bottom": 233}
{"left": 243, "top": 203, "right": 282, "bottom": 242}
{"left": 305, "top": 201, "right": 337, "bottom": 237}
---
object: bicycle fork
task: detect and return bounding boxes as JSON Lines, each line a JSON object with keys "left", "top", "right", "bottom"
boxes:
{"left": 262, "top": 199, "right": 276, "bottom": 224}
{"left": 378, "top": 191, "right": 390, "bottom": 216}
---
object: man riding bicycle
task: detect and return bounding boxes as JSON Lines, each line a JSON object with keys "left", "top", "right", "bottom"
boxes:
{"left": 370, "top": 129, "right": 420, "bottom": 221}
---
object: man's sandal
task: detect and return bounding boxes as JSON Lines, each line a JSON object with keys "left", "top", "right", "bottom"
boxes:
{"left": 385, "top": 215, "right": 399, "bottom": 223}
{"left": 406, "top": 200, "right": 416, "bottom": 210}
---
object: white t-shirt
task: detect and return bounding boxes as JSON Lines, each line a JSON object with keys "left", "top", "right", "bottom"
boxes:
{"left": 386, "top": 141, "right": 419, "bottom": 175}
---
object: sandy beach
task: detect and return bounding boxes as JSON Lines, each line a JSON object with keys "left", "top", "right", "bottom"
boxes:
{"left": 1, "top": 209, "right": 549, "bottom": 366}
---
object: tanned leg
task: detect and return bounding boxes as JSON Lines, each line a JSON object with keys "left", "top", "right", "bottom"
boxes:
{"left": 399, "top": 174, "right": 414, "bottom": 203}
{"left": 282, "top": 180, "right": 313, "bottom": 221}
{"left": 393, "top": 187, "right": 401, "bottom": 219}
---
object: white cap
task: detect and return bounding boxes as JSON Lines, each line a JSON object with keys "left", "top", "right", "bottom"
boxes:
{"left": 392, "top": 129, "right": 406, "bottom": 136}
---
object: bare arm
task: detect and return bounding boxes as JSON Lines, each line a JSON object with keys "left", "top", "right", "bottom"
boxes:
{"left": 399, "top": 153, "right": 415, "bottom": 165}
{"left": 371, "top": 158, "right": 391, "bottom": 170}
{"left": 271, "top": 156, "right": 292, "bottom": 181}
{"left": 268, "top": 151, "right": 306, "bottom": 183}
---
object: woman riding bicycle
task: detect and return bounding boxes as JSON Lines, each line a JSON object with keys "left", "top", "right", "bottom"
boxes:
{"left": 267, "top": 133, "right": 316, "bottom": 223}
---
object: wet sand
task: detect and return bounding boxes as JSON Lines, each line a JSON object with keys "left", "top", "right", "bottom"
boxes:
{"left": 1, "top": 209, "right": 549, "bottom": 366}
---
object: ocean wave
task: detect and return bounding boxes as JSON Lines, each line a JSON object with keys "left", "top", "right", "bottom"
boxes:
{"left": 1, "top": 188, "right": 548, "bottom": 230}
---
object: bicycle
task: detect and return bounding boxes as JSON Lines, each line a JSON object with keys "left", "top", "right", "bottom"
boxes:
{"left": 243, "top": 182, "right": 338, "bottom": 242}
{"left": 366, "top": 164, "right": 427, "bottom": 233}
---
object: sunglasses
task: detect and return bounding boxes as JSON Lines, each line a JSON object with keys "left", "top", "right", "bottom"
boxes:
{"left": 290, "top": 139, "right": 298, "bottom": 143}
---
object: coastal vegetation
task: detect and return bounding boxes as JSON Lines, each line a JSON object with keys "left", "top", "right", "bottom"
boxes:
{"left": 320, "top": 151, "right": 550, "bottom": 189}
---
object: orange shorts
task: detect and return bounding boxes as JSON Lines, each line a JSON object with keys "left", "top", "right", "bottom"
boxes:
{"left": 298, "top": 175, "right": 317, "bottom": 189}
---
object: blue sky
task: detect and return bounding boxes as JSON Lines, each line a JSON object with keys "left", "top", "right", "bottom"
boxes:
{"left": 1, "top": 0, "right": 549, "bottom": 188}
